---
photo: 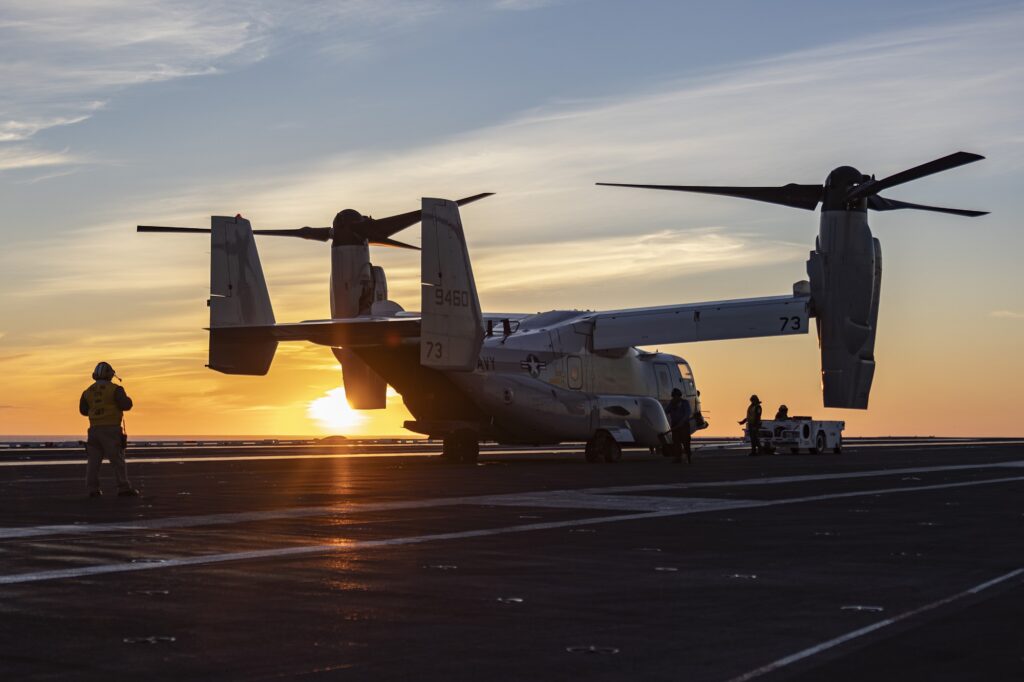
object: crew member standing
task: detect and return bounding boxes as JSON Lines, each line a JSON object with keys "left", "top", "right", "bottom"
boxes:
{"left": 665, "top": 388, "right": 693, "bottom": 464}
{"left": 738, "top": 394, "right": 763, "bottom": 457}
{"left": 79, "top": 362, "right": 139, "bottom": 498}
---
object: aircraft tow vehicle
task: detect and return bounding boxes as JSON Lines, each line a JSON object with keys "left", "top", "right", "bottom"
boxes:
{"left": 748, "top": 418, "right": 845, "bottom": 455}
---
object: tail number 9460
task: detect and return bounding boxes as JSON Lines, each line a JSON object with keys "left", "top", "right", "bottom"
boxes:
{"left": 434, "top": 287, "right": 471, "bottom": 308}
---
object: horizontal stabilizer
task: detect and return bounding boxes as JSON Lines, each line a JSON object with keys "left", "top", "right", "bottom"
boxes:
{"left": 209, "top": 333, "right": 277, "bottom": 375}
{"left": 208, "top": 317, "right": 420, "bottom": 348}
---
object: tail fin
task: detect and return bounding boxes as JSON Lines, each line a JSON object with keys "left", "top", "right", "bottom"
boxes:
{"left": 208, "top": 215, "right": 278, "bottom": 375}
{"left": 420, "top": 198, "right": 484, "bottom": 371}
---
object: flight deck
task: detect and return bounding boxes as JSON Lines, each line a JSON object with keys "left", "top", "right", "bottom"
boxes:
{"left": 1, "top": 439, "right": 1021, "bottom": 680}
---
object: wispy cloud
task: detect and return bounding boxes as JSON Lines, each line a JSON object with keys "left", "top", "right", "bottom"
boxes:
{"left": 991, "top": 310, "right": 1024, "bottom": 319}
{"left": 6, "top": 5, "right": 1021, "bottom": 311}
{"left": 493, "top": 0, "right": 560, "bottom": 10}
{"left": 0, "top": 1, "right": 444, "bottom": 171}
{"left": 0, "top": 145, "right": 77, "bottom": 171}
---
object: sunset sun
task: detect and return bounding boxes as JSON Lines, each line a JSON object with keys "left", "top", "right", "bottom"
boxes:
{"left": 307, "top": 387, "right": 366, "bottom": 434}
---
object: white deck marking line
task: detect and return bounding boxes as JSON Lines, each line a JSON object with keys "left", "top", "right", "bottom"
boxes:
{"left": 726, "top": 567, "right": 1024, "bottom": 682}
{"left": 0, "top": 510, "right": 681, "bottom": 586}
{"left": 0, "top": 494, "right": 745, "bottom": 540}
{"left": 2, "top": 439, "right": 1021, "bottom": 467}
{"left": 1, "top": 462, "right": 1022, "bottom": 540}
{"left": 476, "top": 492, "right": 744, "bottom": 512}
{"left": 0, "top": 450, "right": 536, "bottom": 467}
{"left": 1, "top": 475, "right": 1022, "bottom": 586}
{"left": 6, "top": 458, "right": 1023, "bottom": 486}
{"left": 581, "top": 460, "right": 1024, "bottom": 494}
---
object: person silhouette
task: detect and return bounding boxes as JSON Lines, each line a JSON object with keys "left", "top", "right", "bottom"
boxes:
{"left": 79, "top": 362, "right": 139, "bottom": 497}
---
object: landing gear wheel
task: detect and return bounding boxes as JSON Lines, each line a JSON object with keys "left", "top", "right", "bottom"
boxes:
{"left": 584, "top": 439, "right": 599, "bottom": 463}
{"left": 442, "top": 431, "right": 479, "bottom": 464}
{"left": 585, "top": 430, "right": 621, "bottom": 463}
{"left": 810, "top": 431, "right": 826, "bottom": 455}
{"left": 460, "top": 437, "right": 480, "bottom": 464}
{"left": 441, "top": 437, "right": 459, "bottom": 462}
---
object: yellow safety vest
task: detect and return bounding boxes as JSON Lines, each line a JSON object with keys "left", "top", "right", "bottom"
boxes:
{"left": 83, "top": 381, "right": 123, "bottom": 427}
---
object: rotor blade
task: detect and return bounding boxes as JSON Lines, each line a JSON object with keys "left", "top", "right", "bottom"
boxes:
{"left": 252, "top": 226, "right": 333, "bottom": 242}
{"left": 847, "top": 151, "right": 985, "bottom": 202}
{"left": 867, "top": 195, "right": 989, "bottom": 217}
{"left": 137, "top": 225, "right": 210, "bottom": 234}
{"left": 370, "top": 236, "right": 421, "bottom": 250}
{"left": 138, "top": 225, "right": 335, "bottom": 241}
{"left": 595, "top": 182, "right": 824, "bottom": 211}
{"left": 363, "top": 192, "right": 495, "bottom": 241}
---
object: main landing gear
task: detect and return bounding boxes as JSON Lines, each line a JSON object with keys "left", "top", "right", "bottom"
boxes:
{"left": 584, "top": 430, "right": 622, "bottom": 463}
{"left": 441, "top": 430, "right": 479, "bottom": 464}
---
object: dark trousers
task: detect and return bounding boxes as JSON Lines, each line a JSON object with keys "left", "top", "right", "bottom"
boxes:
{"left": 671, "top": 427, "right": 691, "bottom": 462}
{"left": 86, "top": 425, "right": 131, "bottom": 492}
{"left": 748, "top": 425, "right": 761, "bottom": 454}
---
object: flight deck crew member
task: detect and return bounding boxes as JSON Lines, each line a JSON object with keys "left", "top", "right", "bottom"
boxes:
{"left": 79, "top": 362, "right": 139, "bottom": 498}
{"left": 738, "top": 394, "right": 763, "bottom": 456}
{"left": 775, "top": 404, "right": 789, "bottom": 420}
{"left": 665, "top": 388, "right": 693, "bottom": 464}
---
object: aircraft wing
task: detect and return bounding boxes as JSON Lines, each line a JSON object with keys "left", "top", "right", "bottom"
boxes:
{"left": 591, "top": 294, "right": 811, "bottom": 350}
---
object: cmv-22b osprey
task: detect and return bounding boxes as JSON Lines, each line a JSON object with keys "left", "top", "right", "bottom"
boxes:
{"left": 139, "top": 151, "right": 985, "bottom": 463}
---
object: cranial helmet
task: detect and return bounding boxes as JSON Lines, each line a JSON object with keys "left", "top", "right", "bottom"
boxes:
{"left": 671, "top": 388, "right": 683, "bottom": 398}
{"left": 750, "top": 394, "right": 760, "bottom": 403}
{"left": 92, "top": 361, "right": 116, "bottom": 381}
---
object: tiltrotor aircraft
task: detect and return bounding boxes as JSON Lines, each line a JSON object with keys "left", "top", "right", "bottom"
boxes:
{"left": 139, "top": 151, "right": 985, "bottom": 463}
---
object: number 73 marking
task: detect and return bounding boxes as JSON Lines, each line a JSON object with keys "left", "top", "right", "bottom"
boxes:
{"left": 779, "top": 316, "right": 802, "bottom": 332}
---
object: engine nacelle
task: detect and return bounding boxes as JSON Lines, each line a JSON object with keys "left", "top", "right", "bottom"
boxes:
{"left": 370, "top": 265, "right": 388, "bottom": 308}
{"left": 807, "top": 211, "right": 882, "bottom": 409}
{"left": 330, "top": 243, "right": 388, "bottom": 409}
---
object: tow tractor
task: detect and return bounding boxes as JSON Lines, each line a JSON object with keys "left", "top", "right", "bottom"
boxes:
{"left": 746, "top": 417, "right": 845, "bottom": 454}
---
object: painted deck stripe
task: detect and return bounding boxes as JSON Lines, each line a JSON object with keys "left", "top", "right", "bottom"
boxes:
{"left": 0, "top": 510, "right": 680, "bottom": 586}
{"left": 727, "top": 567, "right": 1024, "bottom": 682}
{"left": 582, "top": 460, "right": 1024, "bottom": 494}
{"left": 1, "top": 462, "right": 1022, "bottom": 540}
{"left": 2, "top": 439, "right": 1020, "bottom": 468}
{"left": 6, "top": 458, "right": 1024, "bottom": 487}
{"left": 1, "top": 474, "right": 1022, "bottom": 586}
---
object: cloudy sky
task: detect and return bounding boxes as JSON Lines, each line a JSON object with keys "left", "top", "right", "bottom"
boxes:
{"left": 1, "top": 0, "right": 1021, "bottom": 437}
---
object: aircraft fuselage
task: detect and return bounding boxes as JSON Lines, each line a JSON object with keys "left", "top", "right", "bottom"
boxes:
{"left": 354, "top": 309, "right": 700, "bottom": 446}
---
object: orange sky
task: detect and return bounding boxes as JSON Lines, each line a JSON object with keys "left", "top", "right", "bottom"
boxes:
{"left": 2, "top": 6, "right": 1022, "bottom": 438}
{"left": 1, "top": 236, "right": 1021, "bottom": 438}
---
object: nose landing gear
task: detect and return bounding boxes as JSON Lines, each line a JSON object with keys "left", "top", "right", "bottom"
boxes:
{"left": 442, "top": 430, "right": 479, "bottom": 464}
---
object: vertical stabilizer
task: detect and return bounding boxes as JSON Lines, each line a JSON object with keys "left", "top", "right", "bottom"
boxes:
{"left": 208, "top": 215, "right": 277, "bottom": 375}
{"left": 420, "top": 198, "right": 484, "bottom": 371}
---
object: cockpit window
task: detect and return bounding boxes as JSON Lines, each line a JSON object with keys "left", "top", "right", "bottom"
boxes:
{"left": 677, "top": 363, "right": 696, "bottom": 396}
